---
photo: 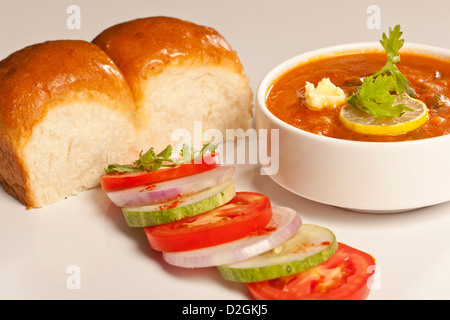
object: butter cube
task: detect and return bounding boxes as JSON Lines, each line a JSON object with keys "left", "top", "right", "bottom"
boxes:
{"left": 304, "top": 78, "right": 346, "bottom": 110}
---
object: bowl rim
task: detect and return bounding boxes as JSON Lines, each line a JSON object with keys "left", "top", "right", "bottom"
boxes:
{"left": 256, "top": 41, "right": 450, "bottom": 147}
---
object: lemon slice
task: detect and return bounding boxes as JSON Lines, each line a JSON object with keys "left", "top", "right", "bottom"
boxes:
{"left": 339, "top": 96, "right": 429, "bottom": 136}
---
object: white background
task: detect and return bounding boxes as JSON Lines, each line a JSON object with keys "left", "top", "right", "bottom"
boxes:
{"left": 1, "top": 0, "right": 450, "bottom": 300}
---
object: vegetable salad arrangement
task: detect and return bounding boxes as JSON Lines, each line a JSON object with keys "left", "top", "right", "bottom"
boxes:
{"left": 100, "top": 144, "right": 376, "bottom": 300}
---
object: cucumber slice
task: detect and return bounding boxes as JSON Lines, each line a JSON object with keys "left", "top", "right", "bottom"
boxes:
{"left": 217, "top": 224, "right": 338, "bottom": 282}
{"left": 122, "top": 179, "right": 236, "bottom": 227}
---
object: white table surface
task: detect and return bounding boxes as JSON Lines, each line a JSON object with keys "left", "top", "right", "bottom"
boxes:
{"left": 1, "top": 0, "right": 450, "bottom": 300}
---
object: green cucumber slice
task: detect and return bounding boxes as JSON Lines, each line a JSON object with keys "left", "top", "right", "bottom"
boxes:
{"left": 217, "top": 224, "right": 337, "bottom": 282}
{"left": 122, "top": 179, "right": 236, "bottom": 227}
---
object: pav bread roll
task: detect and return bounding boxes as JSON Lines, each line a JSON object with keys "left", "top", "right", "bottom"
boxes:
{"left": 92, "top": 16, "right": 253, "bottom": 151}
{"left": 0, "top": 40, "right": 140, "bottom": 208}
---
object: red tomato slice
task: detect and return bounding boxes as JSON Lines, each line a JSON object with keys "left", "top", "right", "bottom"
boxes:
{"left": 100, "top": 153, "right": 220, "bottom": 191}
{"left": 247, "top": 242, "right": 376, "bottom": 300}
{"left": 144, "top": 192, "right": 272, "bottom": 252}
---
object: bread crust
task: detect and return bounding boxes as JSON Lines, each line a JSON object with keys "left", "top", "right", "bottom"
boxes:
{"left": 0, "top": 40, "right": 135, "bottom": 142}
{"left": 92, "top": 16, "right": 248, "bottom": 102}
{"left": 0, "top": 40, "right": 137, "bottom": 207}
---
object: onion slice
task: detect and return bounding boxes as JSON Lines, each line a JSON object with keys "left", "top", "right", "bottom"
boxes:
{"left": 162, "top": 206, "right": 302, "bottom": 268}
{"left": 106, "top": 166, "right": 235, "bottom": 207}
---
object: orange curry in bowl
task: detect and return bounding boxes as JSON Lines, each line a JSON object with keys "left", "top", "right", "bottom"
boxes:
{"left": 266, "top": 52, "right": 450, "bottom": 142}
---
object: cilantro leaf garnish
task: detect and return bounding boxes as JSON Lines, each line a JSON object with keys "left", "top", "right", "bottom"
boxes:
{"left": 180, "top": 142, "right": 219, "bottom": 162}
{"left": 347, "top": 75, "right": 410, "bottom": 118}
{"left": 346, "top": 25, "right": 415, "bottom": 118}
{"left": 104, "top": 143, "right": 219, "bottom": 174}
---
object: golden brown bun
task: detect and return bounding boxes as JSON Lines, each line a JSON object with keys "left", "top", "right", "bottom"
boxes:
{"left": 0, "top": 40, "right": 140, "bottom": 208}
{"left": 93, "top": 16, "right": 248, "bottom": 100}
{"left": 93, "top": 16, "right": 253, "bottom": 151}
{"left": 0, "top": 17, "right": 253, "bottom": 208}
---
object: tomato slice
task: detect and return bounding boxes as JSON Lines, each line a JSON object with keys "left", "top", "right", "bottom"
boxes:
{"left": 144, "top": 192, "right": 272, "bottom": 252}
{"left": 100, "top": 153, "right": 220, "bottom": 191}
{"left": 246, "top": 242, "right": 376, "bottom": 300}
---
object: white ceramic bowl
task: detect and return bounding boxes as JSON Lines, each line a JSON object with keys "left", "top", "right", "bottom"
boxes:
{"left": 256, "top": 42, "right": 450, "bottom": 213}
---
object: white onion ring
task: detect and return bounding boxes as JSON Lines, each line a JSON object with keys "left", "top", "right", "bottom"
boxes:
{"left": 106, "top": 166, "right": 235, "bottom": 207}
{"left": 162, "top": 206, "right": 302, "bottom": 268}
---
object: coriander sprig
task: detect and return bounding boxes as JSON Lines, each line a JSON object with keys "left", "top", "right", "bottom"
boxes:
{"left": 346, "top": 25, "right": 415, "bottom": 118}
{"left": 104, "top": 142, "right": 219, "bottom": 174}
